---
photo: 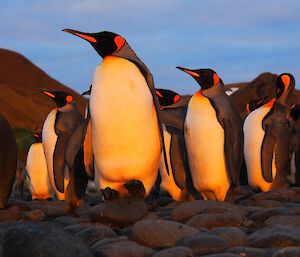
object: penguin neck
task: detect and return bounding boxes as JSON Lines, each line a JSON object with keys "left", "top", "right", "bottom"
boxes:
{"left": 201, "top": 82, "right": 225, "bottom": 98}
{"left": 58, "top": 102, "right": 75, "bottom": 112}
{"left": 263, "top": 98, "right": 276, "bottom": 108}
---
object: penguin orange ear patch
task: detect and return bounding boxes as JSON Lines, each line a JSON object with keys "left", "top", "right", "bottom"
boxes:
{"left": 66, "top": 95, "right": 73, "bottom": 103}
{"left": 74, "top": 33, "right": 97, "bottom": 43}
{"left": 114, "top": 36, "right": 125, "bottom": 51}
{"left": 183, "top": 70, "right": 200, "bottom": 77}
{"left": 174, "top": 95, "right": 180, "bottom": 103}
{"left": 213, "top": 73, "right": 220, "bottom": 86}
{"left": 43, "top": 91, "right": 55, "bottom": 98}
{"left": 281, "top": 75, "right": 290, "bottom": 87}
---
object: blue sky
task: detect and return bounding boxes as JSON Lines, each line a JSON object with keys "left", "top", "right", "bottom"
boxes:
{"left": 1, "top": 0, "right": 300, "bottom": 94}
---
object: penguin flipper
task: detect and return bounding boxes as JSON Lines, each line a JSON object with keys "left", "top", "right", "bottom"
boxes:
{"left": 261, "top": 130, "right": 276, "bottom": 183}
{"left": 168, "top": 126, "right": 186, "bottom": 190}
{"left": 83, "top": 118, "right": 94, "bottom": 180}
{"left": 53, "top": 132, "right": 71, "bottom": 193}
{"left": 160, "top": 106, "right": 188, "bottom": 131}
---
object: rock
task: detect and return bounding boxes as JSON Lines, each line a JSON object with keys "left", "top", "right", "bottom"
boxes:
{"left": 0, "top": 206, "right": 21, "bottom": 221}
{"left": 52, "top": 216, "right": 79, "bottom": 226}
{"left": 9, "top": 191, "right": 32, "bottom": 202}
{"left": 199, "top": 254, "right": 242, "bottom": 257}
{"left": 75, "top": 224, "right": 117, "bottom": 245}
{"left": 171, "top": 200, "right": 245, "bottom": 222}
{"left": 289, "top": 194, "right": 300, "bottom": 204}
{"left": 272, "top": 247, "right": 300, "bottom": 257}
{"left": 249, "top": 225, "right": 300, "bottom": 247}
{"left": 0, "top": 221, "right": 19, "bottom": 243}
{"left": 6, "top": 200, "right": 30, "bottom": 211}
{"left": 131, "top": 219, "right": 198, "bottom": 248}
{"left": 264, "top": 215, "right": 300, "bottom": 226}
{"left": 41, "top": 206, "right": 68, "bottom": 218}
{"left": 23, "top": 209, "right": 46, "bottom": 221}
{"left": 91, "top": 237, "right": 154, "bottom": 257}
{"left": 256, "top": 200, "right": 284, "bottom": 208}
{"left": 88, "top": 197, "right": 148, "bottom": 226}
{"left": 227, "top": 247, "right": 268, "bottom": 257}
{"left": 2, "top": 222, "right": 93, "bottom": 257}
{"left": 249, "top": 191, "right": 295, "bottom": 202}
{"left": 176, "top": 234, "right": 231, "bottom": 256}
{"left": 241, "top": 206, "right": 265, "bottom": 216}
{"left": 185, "top": 212, "right": 250, "bottom": 230}
{"left": 64, "top": 223, "right": 93, "bottom": 234}
{"left": 249, "top": 208, "right": 292, "bottom": 222}
{"left": 142, "top": 212, "right": 159, "bottom": 220}
{"left": 207, "top": 227, "right": 248, "bottom": 246}
{"left": 153, "top": 246, "right": 196, "bottom": 257}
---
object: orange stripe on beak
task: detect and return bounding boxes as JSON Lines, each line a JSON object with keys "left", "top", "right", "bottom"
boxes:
{"left": 183, "top": 70, "right": 200, "bottom": 77}
{"left": 43, "top": 91, "right": 55, "bottom": 98}
{"left": 74, "top": 33, "right": 97, "bottom": 43}
{"left": 156, "top": 90, "right": 163, "bottom": 98}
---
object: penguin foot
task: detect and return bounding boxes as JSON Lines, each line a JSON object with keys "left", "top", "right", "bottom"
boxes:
{"left": 124, "top": 180, "right": 145, "bottom": 199}
{"left": 100, "top": 187, "right": 119, "bottom": 201}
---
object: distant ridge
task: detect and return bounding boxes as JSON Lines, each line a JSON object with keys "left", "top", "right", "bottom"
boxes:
{"left": 0, "top": 49, "right": 88, "bottom": 131}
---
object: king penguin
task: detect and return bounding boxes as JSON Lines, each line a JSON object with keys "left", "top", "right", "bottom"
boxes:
{"left": 26, "top": 132, "right": 54, "bottom": 200}
{"left": 42, "top": 90, "right": 88, "bottom": 207}
{"left": 176, "top": 67, "right": 243, "bottom": 201}
{"left": 0, "top": 113, "right": 17, "bottom": 208}
{"left": 63, "top": 28, "right": 169, "bottom": 200}
{"left": 244, "top": 73, "right": 295, "bottom": 191}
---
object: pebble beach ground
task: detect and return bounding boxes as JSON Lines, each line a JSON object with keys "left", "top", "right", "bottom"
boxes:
{"left": 1, "top": 186, "right": 300, "bottom": 257}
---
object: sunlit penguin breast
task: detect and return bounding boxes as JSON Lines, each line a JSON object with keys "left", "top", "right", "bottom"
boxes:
{"left": 26, "top": 143, "right": 53, "bottom": 199}
{"left": 42, "top": 109, "right": 69, "bottom": 200}
{"left": 89, "top": 56, "right": 161, "bottom": 195}
{"left": 185, "top": 92, "right": 230, "bottom": 201}
{"left": 243, "top": 106, "right": 276, "bottom": 191}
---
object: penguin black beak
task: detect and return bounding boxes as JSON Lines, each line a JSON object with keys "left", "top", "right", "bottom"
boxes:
{"left": 81, "top": 90, "right": 91, "bottom": 96}
{"left": 41, "top": 89, "right": 56, "bottom": 99}
{"left": 176, "top": 66, "right": 200, "bottom": 77}
{"left": 62, "top": 28, "right": 97, "bottom": 43}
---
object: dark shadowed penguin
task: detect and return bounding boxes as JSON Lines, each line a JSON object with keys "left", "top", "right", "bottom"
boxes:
{"left": 42, "top": 90, "right": 88, "bottom": 207}
{"left": 63, "top": 28, "right": 170, "bottom": 200}
{"left": 244, "top": 73, "right": 295, "bottom": 191}
{"left": 287, "top": 104, "right": 300, "bottom": 186}
{"left": 26, "top": 132, "right": 54, "bottom": 200}
{"left": 176, "top": 67, "right": 243, "bottom": 201}
{"left": 155, "top": 89, "right": 197, "bottom": 201}
{"left": 0, "top": 113, "right": 17, "bottom": 208}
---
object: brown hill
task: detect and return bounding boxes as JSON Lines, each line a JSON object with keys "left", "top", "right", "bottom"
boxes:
{"left": 0, "top": 49, "right": 88, "bottom": 131}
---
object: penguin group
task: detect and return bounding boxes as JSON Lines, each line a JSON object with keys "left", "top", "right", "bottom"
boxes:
{"left": 0, "top": 28, "right": 299, "bottom": 210}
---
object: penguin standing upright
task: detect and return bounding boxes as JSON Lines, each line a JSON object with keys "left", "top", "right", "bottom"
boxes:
{"left": 63, "top": 29, "right": 169, "bottom": 200}
{"left": 0, "top": 113, "right": 17, "bottom": 208}
{"left": 244, "top": 73, "right": 295, "bottom": 191}
{"left": 42, "top": 90, "right": 88, "bottom": 206}
{"left": 176, "top": 67, "right": 243, "bottom": 201}
{"left": 26, "top": 132, "right": 54, "bottom": 200}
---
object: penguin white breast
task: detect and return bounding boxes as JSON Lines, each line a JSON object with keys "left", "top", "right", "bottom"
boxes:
{"left": 26, "top": 143, "right": 52, "bottom": 199}
{"left": 243, "top": 106, "right": 274, "bottom": 191}
{"left": 89, "top": 56, "right": 160, "bottom": 189}
{"left": 185, "top": 93, "right": 229, "bottom": 198}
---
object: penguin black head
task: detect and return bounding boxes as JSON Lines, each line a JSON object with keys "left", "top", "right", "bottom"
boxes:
{"left": 245, "top": 95, "right": 270, "bottom": 113}
{"left": 42, "top": 90, "right": 74, "bottom": 108}
{"left": 155, "top": 88, "right": 181, "bottom": 108}
{"left": 288, "top": 104, "right": 300, "bottom": 121}
{"left": 62, "top": 29, "right": 126, "bottom": 58}
{"left": 176, "top": 67, "right": 223, "bottom": 90}
{"left": 32, "top": 131, "right": 42, "bottom": 143}
{"left": 276, "top": 73, "right": 295, "bottom": 100}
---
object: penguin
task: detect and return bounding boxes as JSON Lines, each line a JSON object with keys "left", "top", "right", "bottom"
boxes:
{"left": 243, "top": 73, "right": 295, "bottom": 191}
{"left": 63, "top": 28, "right": 169, "bottom": 200}
{"left": 42, "top": 90, "right": 88, "bottom": 207}
{"left": 26, "top": 132, "right": 54, "bottom": 200}
{"left": 176, "top": 67, "right": 243, "bottom": 201}
{"left": 0, "top": 113, "right": 17, "bottom": 208}
{"left": 287, "top": 104, "right": 300, "bottom": 186}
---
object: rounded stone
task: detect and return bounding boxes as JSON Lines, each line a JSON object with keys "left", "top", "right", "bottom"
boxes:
{"left": 2, "top": 222, "right": 93, "bottom": 257}
{"left": 226, "top": 246, "right": 268, "bottom": 257}
{"left": 88, "top": 197, "right": 148, "bottom": 226}
{"left": 264, "top": 215, "right": 300, "bottom": 226}
{"left": 23, "top": 209, "right": 46, "bottom": 221}
{"left": 207, "top": 227, "right": 248, "bottom": 246}
{"left": 199, "top": 254, "right": 242, "bottom": 257}
{"left": 249, "top": 225, "right": 300, "bottom": 247}
{"left": 185, "top": 213, "right": 249, "bottom": 230}
{"left": 52, "top": 216, "right": 79, "bottom": 226}
{"left": 176, "top": 234, "right": 231, "bottom": 255}
{"left": 249, "top": 208, "right": 292, "bottom": 222}
{"left": 272, "top": 247, "right": 300, "bottom": 257}
{"left": 91, "top": 238, "right": 154, "bottom": 257}
{"left": 41, "top": 206, "right": 68, "bottom": 218}
{"left": 249, "top": 191, "right": 295, "bottom": 202}
{"left": 153, "top": 246, "right": 196, "bottom": 257}
{"left": 256, "top": 200, "right": 284, "bottom": 208}
{"left": 171, "top": 200, "right": 245, "bottom": 222}
{"left": 0, "top": 206, "right": 22, "bottom": 221}
{"left": 131, "top": 219, "right": 198, "bottom": 248}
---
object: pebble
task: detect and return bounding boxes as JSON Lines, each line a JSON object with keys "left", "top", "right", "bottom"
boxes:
{"left": 41, "top": 206, "right": 68, "bottom": 218}
{"left": 226, "top": 246, "right": 269, "bottom": 257}
{"left": 23, "top": 209, "right": 46, "bottom": 221}
{"left": 0, "top": 206, "right": 21, "bottom": 221}
{"left": 88, "top": 197, "right": 148, "bottom": 226}
{"left": 256, "top": 200, "right": 285, "bottom": 208}
{"left": 176, "top": 234, "right": 231, "bottom": 255}
{"left": 248, "top": 207, "right": 292, "bottom": 222}
{"left": 131, "top": 219, "right": 198, "bottom": 248}
{"left": 153, "top": 246, "right": 196, "bottom": 257}
{"left": 52, "top": 216, "right": 79, "bottom": 226}
{"left": 207, "top": 227, "right": 248, "bottom": 247}
{"left": 272, "top": 247, "right": 300, "bottom": 257}
{"left": 264, "top": 215, "right": 300, "bottom": 226}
